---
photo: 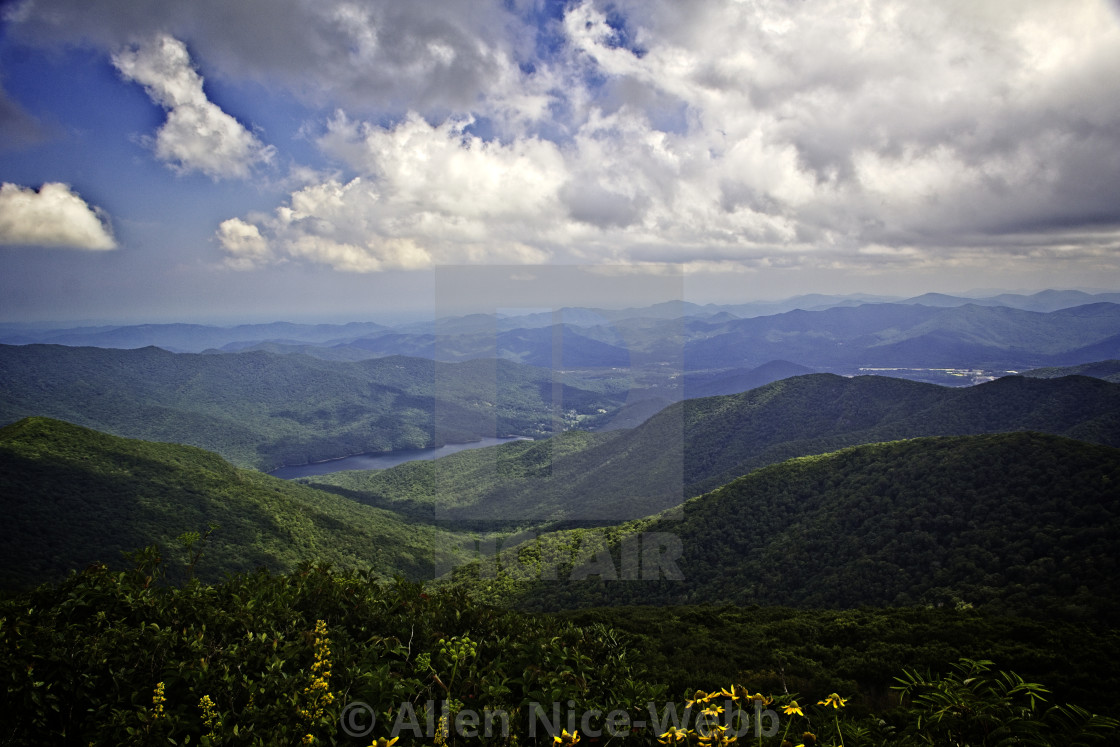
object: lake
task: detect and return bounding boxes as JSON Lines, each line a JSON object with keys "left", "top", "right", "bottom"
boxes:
{"left": 268, "top": 436, "right": 530, "bottom": 479}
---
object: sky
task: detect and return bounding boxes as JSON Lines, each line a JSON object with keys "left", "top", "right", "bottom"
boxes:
{"left": 1, "top": 0, "right": 1119, "bottom": 323}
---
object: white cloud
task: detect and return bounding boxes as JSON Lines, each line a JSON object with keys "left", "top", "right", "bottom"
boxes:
{"left": 219, "top": 113, "right": 562, "bottom": 270}
{"left": 11, "top": 0, "right": 1120, "bottom": 277}
{"left": 209, "top": 0, "right": 1119, "bottom": 274}
{"left": 112, "top": 34, "right": 274, "bottom": 180}
{"left": 564, "top": 1, "right": 1120, "bottom": 246}
{"left": 216, "top": 218, "right": 272, "bottom": 269}
{"left": 0, "top": 182, "right": 116, "bottom": 249}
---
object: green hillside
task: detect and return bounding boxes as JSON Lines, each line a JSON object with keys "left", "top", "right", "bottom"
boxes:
{"left": 0, "top": 417, "right": 466, "bottom": 588}
{"left": 0, "top": 344, "right": 626, "bottom": 469}
{"left": 307, "top": 373, "right": 1120, "bottom": 527}
{"left": 450, "top": 432, "right": 1120, "bottom": 620}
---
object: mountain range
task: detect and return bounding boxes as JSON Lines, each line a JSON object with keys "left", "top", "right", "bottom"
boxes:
{"left": 4, "top": 288, "right": 1120, "bottom": 630}
{"left": 304, "top": 372, "right": 1120, "bottom": 526}
{"left": 8, "top": 412, "right": 1117, "bottom": 625}
{"left": 0, "top": 344, "right": 628, "bottom": 470}
{"left": 5, "top": 294, "right": 1120, "bottom": 379}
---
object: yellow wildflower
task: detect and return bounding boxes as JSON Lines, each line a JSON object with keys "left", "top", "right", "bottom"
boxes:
{"left": 151, "top": 682, "right": 166, "bottom": 720}
{"left": 553, "top": 728, "right": 581, "bottom": 746}
{"left": 368, "top": 738, "right": 399, "bottom": 747}
{"left": 658, "top": 726, "right": 688, "bottom": 744}
{"left": 697, "top": 723, "right": 737, "bottom": 746}
{"left": 199, "top": 694, "right": 220, "bottom": 740}
{"left": 302, "top": 620, "right": 334, "bottom": 721}
{"left": 782, "top": 701, "right": 804, "bottom": 717}
{"left": 818, "top": 693, "right": 847, "bottom": 709}
{"left": 435, "top": 714, "right": 449, "bottom": 747}
{"left": 686, "top": 690, "right": 710, "bottom": 708}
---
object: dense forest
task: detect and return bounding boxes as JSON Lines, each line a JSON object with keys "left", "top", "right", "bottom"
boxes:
{"left": 448, "top": 432, "right": 1120, "bottom": 620}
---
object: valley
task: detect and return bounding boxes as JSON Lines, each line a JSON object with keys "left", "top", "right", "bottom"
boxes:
{"left": 3, "top": 294, "right": 1120, "bottom": 744}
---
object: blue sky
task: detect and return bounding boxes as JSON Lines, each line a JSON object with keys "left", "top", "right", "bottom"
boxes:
{"left": 2, "top": 0, "right": 1120, "bottom": 323}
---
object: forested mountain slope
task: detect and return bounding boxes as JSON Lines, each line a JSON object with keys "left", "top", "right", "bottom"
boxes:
{"left": 456, "top": 433, "right": 1120, "bottom": 620}
{"left": 0, "top": 417, "right": 462, "bottom": 588}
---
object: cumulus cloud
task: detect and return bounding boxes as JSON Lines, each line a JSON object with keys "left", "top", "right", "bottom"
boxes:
{"left": 0, "top": 182, "right": 116, "bottom": 249}
{"left": 11, "top": 0, "right": 1120, "bottom": 275}
{"left": 112, "top": 34, "right": 274, "bottom": 179}
{"left": 208, "top": 0, "right": 1120, "bottom": 274}
{"left": 219, "top": 113, "right": 562, "bottom": 270}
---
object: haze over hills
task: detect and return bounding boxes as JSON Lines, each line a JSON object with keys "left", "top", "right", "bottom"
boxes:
{"left": 897, "top": 289, "right": 1120, "bottom": 312}
{"left": 305, "top": 373, "right": 1120, "bottom": 527}
{"left": 5, "top": 292, "right": 1120, "bottom": 375}
{"left": 0, "top": 321, "right": 390, "bottom": 353}
{"left": 1022, "top": 360, "right": 1120, "bottom": 383}
{"left": 214, "top": 301, "right": 1120, "bottom": 378}
{"left": 683, "top": 302, "right": 1120, "bottom": 370}
{"left": 682, "top": 359, "right": 816, "bottom": 399}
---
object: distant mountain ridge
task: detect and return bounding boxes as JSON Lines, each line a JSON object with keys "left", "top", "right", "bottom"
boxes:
{"left": 198, "top": 301, "right": 1120, "bottom": 376}
{"left": 1022, "top": 360, "right": 1120, "bottom": 383}
{"left": 0, "top": 321, "right": 390, "bottom": 353}
{"left": 209, "top": 301, "right": 1120, "bottom": 374}
{"left": 5, "top": 291, "right": 1118, "bottom": 369}
{"left": 898, "top": 289, "right": 1120, "bottom": 312}
{"left": 683, "top": 302, "right": 1120, "bottom": 370}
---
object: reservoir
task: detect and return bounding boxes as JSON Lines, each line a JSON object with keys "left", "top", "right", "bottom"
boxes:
{"left": 269, "top": 436, "right": 529, "bottom": 479}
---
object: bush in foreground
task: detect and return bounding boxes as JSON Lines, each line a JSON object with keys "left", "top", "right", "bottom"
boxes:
{"left": 1, "top": 553, "right": 1115, "bottom": 746}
